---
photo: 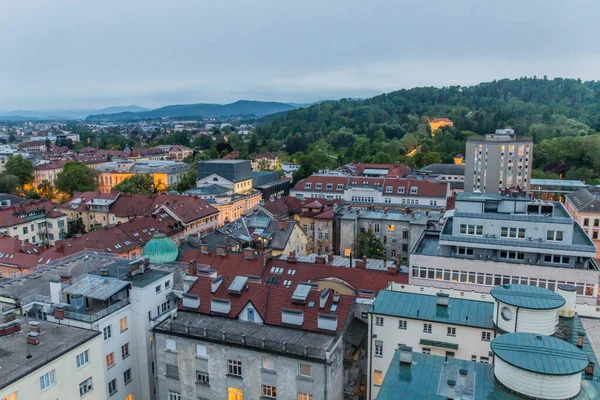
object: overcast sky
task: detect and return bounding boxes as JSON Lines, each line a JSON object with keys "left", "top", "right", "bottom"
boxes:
{"left": 1, "top": 0, "right": 599, "bottom": 110}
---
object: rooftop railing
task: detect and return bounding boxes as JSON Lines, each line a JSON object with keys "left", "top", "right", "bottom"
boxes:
{"left": 439, "top": 233, "right": 596, "bottom": 254}
{"left": 59, "top": 298, "right": 131, "bottom": 323}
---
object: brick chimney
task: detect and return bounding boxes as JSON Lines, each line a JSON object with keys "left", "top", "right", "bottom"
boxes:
{"left": 200, "top": 242, "right": 209, "bottom": 255}
{"left": 53, "top": 304, "right": 65, "bottom": 320}
{"left": 216, "top": 243, "right": 226, "bottom": 256}
{"left": 27, "top": 332, "right": 40, "bottom": 345}
{"left": 327, "top": 253, "right": 334, "bottom": 264}
{"left": 355, "top": 259, "right": 366, "bottom": 269}
{"left": 315, "top": 256, "right": 326, "bottom": 264}
{"left": 279, "top": 220, "right": 287, "bottom": 231}
{"left": 187, "top": 259, "right": 197, "bottom": 276}
{"left": 387, "top": 265, "right": 397, "bottom": 275}
{"left": 243, "top": 248, "right": 254, "bottom": 260}
{"left": 287, "top": 251, "right": 297, "bottom": 263}
{"left": 29, "top": 321, "right": 41, "bottom": 334}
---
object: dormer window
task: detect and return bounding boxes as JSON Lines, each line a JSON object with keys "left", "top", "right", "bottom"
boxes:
{"left": 315, "top": 183, "right": 322, "bottom": 190}
{"left": 410, "top": 187, "right": 418, "bottom": 194}
{"left": 326, "top": 184, "right": 333, "bottom": 190}
{"left": 397, "top": 187, "right": 405, "bottom": 194}
{"left": 305, "top": 183, "right": 312, "bottom": 189}
{"left": 385, "top": 186, "right": 393, "bottom": 193}
{"left": 337, "top": 184, "right": 344, "bottom": 190}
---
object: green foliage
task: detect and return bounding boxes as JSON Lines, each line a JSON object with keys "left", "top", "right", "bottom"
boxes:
{"left": 55, "top": 161, "right": 98, "bottom": 195}
{"left": 66, "top": 217, "right": 86, "bottom": 238}
{"left": 37, "top": 180, "right": 57, "bottom": 200}
{"left": 113, "top": 174, "right": 156, "bottom": 194}
{"left": 0, "top": 173, "right": 20, "bottom": 194}
{"left": 5, "top": 155, "right": 34, "bottom": 185}
{"left": 354, "top": 229, "right": 385, "bottom": 259}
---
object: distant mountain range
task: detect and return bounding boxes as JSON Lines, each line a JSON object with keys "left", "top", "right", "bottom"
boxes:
{"left": 85, "top": 100, "right": 300, "bottom": 121}
{"left": 0, "top": 105, "right": 150, "bottom": 121}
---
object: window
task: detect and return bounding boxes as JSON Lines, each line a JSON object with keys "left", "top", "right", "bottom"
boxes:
{"left": 584, "top": 218, "right": 590, "bottom": 226}
{"left": 155, "top": 285, "right": 161, "bottom": 294}
{"left": 446, "top": 351, "right": 455, "bottom": 358}
{"left": 375, "top": 340, "right": 383, "bottom": 357}
{"left": 304, "top": 183, "right": 312, "bottom": 189}
{"left": 388, "top": 224, "right": 395, "bottom": 232}
{"left": 547, "top": 230, "right": 563, "bottom": 241}
{"left": 168, "top": 391, "right": 181, "bottom": 400}
{"left": 447, "top": 327, "right": 456, "bottom": 336}
{"left": 299, "top": 363, "right": 312, "bottom": 377}
{"left": 480, "top": 357, "right": 490, "bottom": 363}
{"left": 262, "top": 384, "right": 277, "bottom": 398}
{"left": 108, "top": 379, "right": 117, "bottom": 396}
{"left": 262, "top": 356, "right": 275, "bottom": 370}
{"left": 298, "top": 393, "right": 313, "bottom": 400}
{"left": 374, "top": 224, "right": 380, "bottom": 233}
{"left": 196, "top": 371, "right": 210, "bottom": 385}
{"left": 196, "top": 344, "right": 207, "bottom": 358}
{"left": 457, "top": 247, "right": 474, "bottom": 256}
{"left": 121, "top": 343, "right": 130, "bottom": 359}
{"left": 166, "top": 364, "right": 179, "bottom": 379}
{"left": 76, "top": 350, "right": 89, "bottom": 368}
{"left": 471, "top": 355, "right": 477, "bottom": 361}
{"left": 3, "top": 392, "right": 17, "bottom": 400}
{"left": 166, "top": 338, "right": 176, "bottom": 351}
{"left": 481, "top": 331, "right": 491, "bottom": 341}
{"left": 422, "top": 348, "right": 431, "bottom": 354}
{"left": 40, "top": 370, "right": 56, "bottom": 391}
{"left": 106, "top": 352, "right": 115, "bottom": 368}
{"left": 79, "top": 377, "right": 93, "bottom": 396}
{"left": 375, "top": 316, "right": 384, "bottom": 326}
{"left": 228, "top": 359, "right": 242, "bottom": 376}
{"left": 501, "top": 227, "right": 526, "bottom": 238}
{"left": 410, "top": 187, "right": 418, "bottom": 194}
{"left": 460, "top": 224, "right": 483, "bottom": 236}
{"left": 398, "top": 320, "right": 407, "bottom": 329}
{"left": 120, "top": 317, "right": 127, "bottom": 332}
{"left": 423, "top": 323, "right": 432, "bottom": 333}
{"left": 103, "top": 325, "right": 112, "bottom": 340}
{"left": 373, "top": 370, "right": 383, "bottom": 386}
{"left": 124, "top": 368, "right": 132, "bottom": 385}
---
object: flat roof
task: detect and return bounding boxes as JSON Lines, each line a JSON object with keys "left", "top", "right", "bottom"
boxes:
{"left": 491, "top": 332, "right": 589, "bottom": 376}
{"left": 376, "top": 351, "right": 600, "bottom": 400}
{"left": 154, "top": 310, "right": 337, "bottom": 361}
{"left": 92, "top": 259, "right": 174, "bottom": 288}
{"left": 370, "top": 290, "right": 493, "bottom": 329}
{"left": 490, "top": 284, "right": 565, "bottom": 310}
{"left": 62, "top": 275, "right": 130, "bottom": 301}
{"left": 0, "top": 317, "right": 100, "bottom": 389}
{"left": 530, "top": 179, "right": 587, "bottom": 188}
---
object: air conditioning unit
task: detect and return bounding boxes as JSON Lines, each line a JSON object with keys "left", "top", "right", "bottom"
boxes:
{"left": 528, "top": 237, "right": 533, "bottom": 241}
{"left": 486, "top": 255, "right": 491, "bottom": 259}
{"left": 528, "top": 259, "right": 534, "bottom": 263}
{"left": 478, "top": 254, "right": 484, "bottom": 259}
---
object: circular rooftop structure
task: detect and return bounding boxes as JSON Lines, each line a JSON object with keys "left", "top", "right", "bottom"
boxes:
{"left": 491, "top": 284, "right": 565, "bottom": 310}
{"left": 492, "top": 333, "right": 589, "bottom": 399}
{"left": 142, "top": 233, "right": 178, "bottom": 263}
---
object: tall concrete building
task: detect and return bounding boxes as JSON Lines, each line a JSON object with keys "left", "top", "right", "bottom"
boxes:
{"left": 465, "top": 129, "right": 533, "bottom": 193}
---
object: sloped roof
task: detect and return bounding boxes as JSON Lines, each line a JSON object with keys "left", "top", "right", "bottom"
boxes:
{"left": 566, "top": 188, "right": 600, "bottom": 213}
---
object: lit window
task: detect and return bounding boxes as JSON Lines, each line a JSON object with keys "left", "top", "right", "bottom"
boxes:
{"left": 3, "top": 393, "right": 17, "bottom": 400}
{"left": 344, "top": 248, "right": 351, "bottom": 257}
{"left": 228, "top": 387, "right": 243, "bottom": 400}
{"left": 120, "top": 317, "right": 127, "bottom": 332}
{"left": 106, "top": 352, "right": 115, "bottom": 368}
{"left": 388, "top": 224, "right": 394, "bottom": 232}
{"left": 298, "top": 393, "right": 313, "bottom": 400}
{"left": 262, "top": 384, "right": 277, "bottom": 398}
{"left": 373, "top": 370, "right": 383, "bottom": 386}
{"left": 262, "top": 356, "right": 275, "bottom": 370}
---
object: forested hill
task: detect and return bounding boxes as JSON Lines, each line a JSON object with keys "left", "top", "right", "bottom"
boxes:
{"left": 252, "top": 77, "right": 600, "bottom": 183}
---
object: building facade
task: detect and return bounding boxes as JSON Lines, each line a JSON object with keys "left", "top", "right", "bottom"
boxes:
{"left": 95, "top": 160, "right": 188, "bottom": 193}
{"left": 565, "top": 188, "right": 600, "bottom": 259}
{"left": 465, "top": 129, "right": 533, "bottom": 193}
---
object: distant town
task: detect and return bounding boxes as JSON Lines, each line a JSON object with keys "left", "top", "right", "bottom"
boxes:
{"left": 1, "top": 116, "right": 599, "bottom": 400}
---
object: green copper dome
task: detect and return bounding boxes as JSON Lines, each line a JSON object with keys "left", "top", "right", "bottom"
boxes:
{"left": 142, "top": 233, "right": 178, "bottom": 263}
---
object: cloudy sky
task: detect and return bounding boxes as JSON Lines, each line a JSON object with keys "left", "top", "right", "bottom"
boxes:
{"left": 1, "top": 0, "right": 599, "bottom": 110}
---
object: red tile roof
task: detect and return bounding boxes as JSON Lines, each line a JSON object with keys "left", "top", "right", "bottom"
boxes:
{"left": 35, "top": 160, "right": 67, "bottom": 171}
{"left": 109, "top": 194, "right": 218, "bottom": 224}
{"left": 431, "top": 118, "right": 453, "bottom": 123}
{"left": 382, "top": 178, "right": 448, "bottom": 198}
{"left": 262, "top": 196, "right": 303, "bottom": 218}
{"left": 221, "top": 151, "right": 239, "bottom": 160}
{"left": 256, "top": 152, "right": 277, "bottom": 160}
{"left": 64, "top": 191, "right": 120, "bottom": 212}
{"left": 0, "top": 200, "right": 65, "bottom": 228}
{"left": 293, "top": 176, "right": 349, "bottom": 192}
{"left": 0, "top": 236, "right": 60, "bottom": 269}
{"left": 179, "top": 250, "right": 266, "bottom": 278}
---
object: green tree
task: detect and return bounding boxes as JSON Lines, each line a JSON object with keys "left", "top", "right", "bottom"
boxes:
{"left": 37, "top": 180, "right": 57, "bottom": 200}
{"left": 0, "top": 173, "right": 20, "bottom": 194}
{"left": 113, "top": 174, "right": 156, "bottom": 194}
{"left": 353, "top": 229, "right": 385, "bottom": 259}
{"left": 45, "top": 138, "right": 51, "bottom": 152}
{"left": 5, "top": 155, "right": 34, "bottom": 186}
{"left": 66, "top": 217, "right": 86, "bottom": 238}
{"left": 55, "top": 161, "right": 98, "bottom": 195}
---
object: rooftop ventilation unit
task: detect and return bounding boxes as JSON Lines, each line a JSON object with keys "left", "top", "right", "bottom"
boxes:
{"left": 228, "top": 276, "right": 248, "bottom": 295}
{"left": 292, "top": 283, "right": 313, "bottom": 304}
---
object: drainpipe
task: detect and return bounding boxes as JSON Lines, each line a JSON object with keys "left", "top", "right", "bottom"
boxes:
{"left": 367, "top": 312, "right": 373, "bottom": 399}
{"left": 324, "top": 361, "right": 328, "bottom": 400}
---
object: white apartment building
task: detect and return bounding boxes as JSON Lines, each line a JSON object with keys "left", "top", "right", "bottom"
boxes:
{"left": 0, "top": 200, "right": 67, "bottom": 246}
{"left": 0, "top": 314, "right": 107, "bottom": 400}
{"left": 410, "top": 192, "right": 599, "bottom": 304}
{"left": 465, "top": 128, "right": 533, "bottom": 193}
{"left": 367, "top": 289, "right": 494, "bottom": 399}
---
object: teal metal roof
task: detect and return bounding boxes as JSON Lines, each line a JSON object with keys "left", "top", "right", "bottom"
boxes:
{"left": 370, "top": 290, "right": 493, "bottom": 329}
{"left": 490, "top": 284, "right": 565, "bottom": 310}
{"left": 376, "top": 351, "right": 600, "bottom": 400}
{"left": 142, "top": 233, "right": 179, "bottom": 263}
{"left": 491, "top": 332, "right": 589, "bottom": 376}
{"left": 557, "top": 315, "right": 600, "bottom": 380}
{"left": 420, "top": 339, "right": 458, "bottom": 350}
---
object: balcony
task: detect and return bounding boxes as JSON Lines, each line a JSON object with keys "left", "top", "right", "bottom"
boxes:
{"left": 59, "top": 298, "right": 131, "bottom": 323}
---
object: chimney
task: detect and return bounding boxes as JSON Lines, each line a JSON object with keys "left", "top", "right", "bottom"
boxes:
{"left": 384, "top": 208, "right": 388, "bottom": 215}
{"left": 3, "top": 310, "right": 16, "bottom": 323}
{"left": 425, "top": 210, "right": 430, "bottom": 217}
{"left": 144, "top": 257, "right": 150, "bottom": 269}
{"left": 387, "top": 265, "right": 397, "bottom": 275}
{"left": 585, "top": 361, "right": 595, "bottom": 376}
{"left": 187, "top": 260, "right": 197, "bottom": 276}
{"left": 356, "top": 209, "right": 360, "bottom": 215}
{"left": 49, "top": 279, "right": 61, "bottom": 304}
{"left": 447, "top": 379, "right": 456, "bottom": 400}
{"left": 200, "top": 242, "right": 209, "bottom": 255}
{"left": 437, "top": 292, "right": 449, "bottom": 307}
{"left": 287, "top": 251, "right": 297, "bottom": 263}
{"left": 279, "top": 220, "right": 287, "bottom": 231}
{"left": 316, "top": 256, "right": 326, "bottom": 264}
{"left": 29, "top": 321, "right": 41, "bottom": 334}
{"left": 399, "top": 346, "right": 413, "bottom": 364}
{"left": 355, "top": 259, "right": 366, "bottom": 269}
{"left": 53, "top": 304, "right": 65, "bottom": 320}
{"left": 243, "top": 248, "right": 254, "bottom": 260}
{"left": 216, "top": 242, "right": 226, "bottom": 256}
{"left": 100, "top": 269, "right": 109, "bottom": 277}
{"left": 27, "top": 332, "right": 40, "bottom": 345}
{"left": 577, "top": 333, "right": 585, "bottom": 348}
{"left": 327, "top": 253, "right": 334, "bottom": 264}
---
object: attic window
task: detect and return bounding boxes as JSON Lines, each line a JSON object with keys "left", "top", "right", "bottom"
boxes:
{"left": 326, "top": 184, "right": 333, "bottom": 190}
{"left": 305, "top": 183, "right": 312, "bottom": 189}
{"left": 315, "top": 183, "right": 322, "bottom": 190}
{"left": 397, "top": 187, "right": 405, "bottom": 194}
{"left": 410, "top": 187, "right": 418, "bottom": 194}
{"left": 287, "top": 269, "right": 296, "bottom": 275}
{"left": 337, "top": 184, "right": 344, "bottom": 190}
{"left": 270, "top": 267, "right": 284, "bottom": 274}
{"left": 283, "top": 279, "right": 292, "bottom": 288}
{"left": 385, "top": 186, "right": 393, "bottom": 193}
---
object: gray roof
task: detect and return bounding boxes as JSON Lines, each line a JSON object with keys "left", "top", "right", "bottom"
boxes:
{"left": 184, "top": 184, "right": 231, "bottom": 196}
{"left": 0, "top": 317, "right": 100, "bottom": 389}
{"left": 531, "top": 179, "right": 587, "bottom": 188}
{"left": 337, "top": 207, "right": 440, "bottom": 225}
{"left": 264, "top": 220, "right": 297, "bottom": 250}
{"left": 95, "top": 160, "right": 188, "bottom": 174}
{"left": 62, "top": 275, "right": 130, "bottom": 301}
{"left": 153, "top": 310, "right": 337, "bottom": 361}
{"left": 277, "top": 253, "right": 397, "bottom": 271}
{"left": 197, "top": 159, "right": 252, "bottom": 183}
{"left": 371, "top": 290, "right": 494, "bottom": 329}
{"left": 419, "top": 163, "right": 465, "bottom": 176}
{"left": 566, "top": 188, "right": 600, "bottom": 212}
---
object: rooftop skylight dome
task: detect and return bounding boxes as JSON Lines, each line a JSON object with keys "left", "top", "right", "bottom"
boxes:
{"left": 142, "top": 233, "right": 178, "bottom": 263}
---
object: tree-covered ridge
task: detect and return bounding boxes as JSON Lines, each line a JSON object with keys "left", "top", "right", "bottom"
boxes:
{"left": 252, "top": 77, "right": 600, "bottom": 183}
